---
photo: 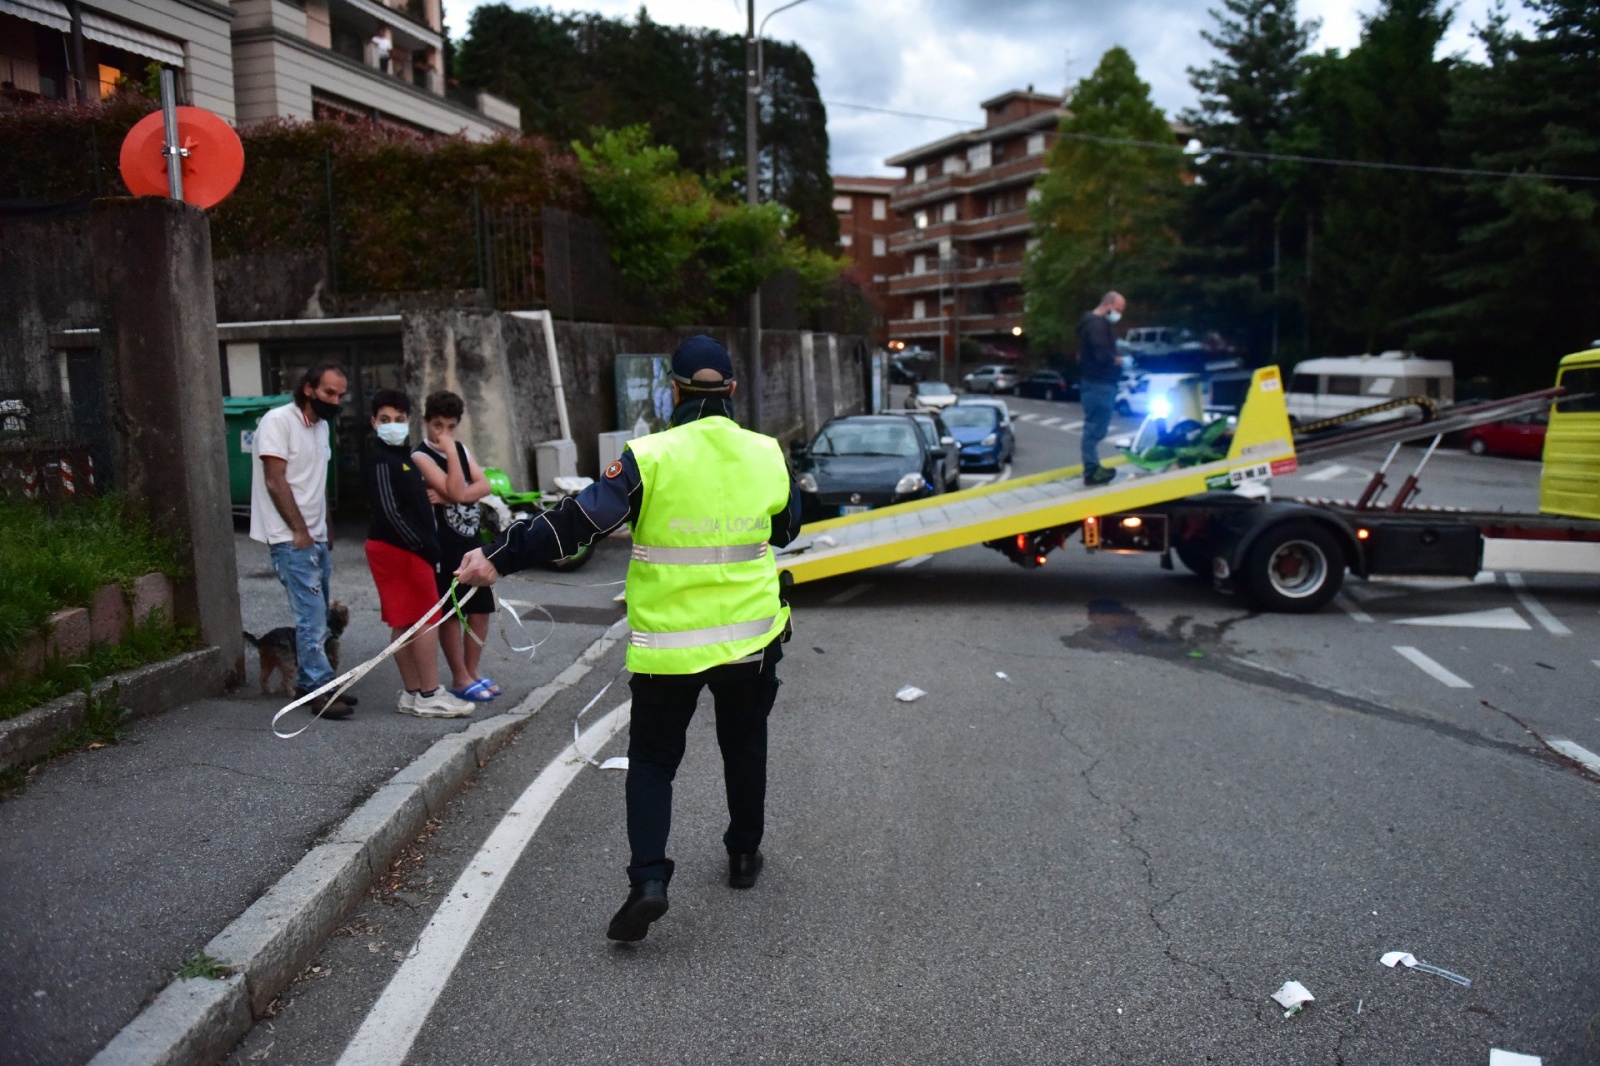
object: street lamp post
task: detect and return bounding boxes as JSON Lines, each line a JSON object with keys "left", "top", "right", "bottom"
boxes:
{"left": 744, "top": 0, "right": 813, "bottom": 433}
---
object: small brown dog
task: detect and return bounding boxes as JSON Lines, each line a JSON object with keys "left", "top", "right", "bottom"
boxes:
{"left": 242, "top": 601, "right": 349, "bottom": 696}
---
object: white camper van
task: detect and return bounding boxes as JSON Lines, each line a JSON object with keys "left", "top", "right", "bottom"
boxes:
{"left": 1286, "top": 351, "right": 1454, "bottom": 425}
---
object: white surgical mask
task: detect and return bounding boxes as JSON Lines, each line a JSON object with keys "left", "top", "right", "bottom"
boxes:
{"left": 1105, "top": 310, "right": 1122, "bottom": 324}
{"left": 375, "top": 422, "right": 409, "bottom": 446}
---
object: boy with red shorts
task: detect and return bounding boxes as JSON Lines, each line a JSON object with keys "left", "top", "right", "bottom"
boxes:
{"left": 363, "top": 389, "right": 475, "bottom": 719}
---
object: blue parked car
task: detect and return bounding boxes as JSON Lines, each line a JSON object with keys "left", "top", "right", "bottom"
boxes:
{"left": 939, "top": 403, "right": 1013, "bottom": 471}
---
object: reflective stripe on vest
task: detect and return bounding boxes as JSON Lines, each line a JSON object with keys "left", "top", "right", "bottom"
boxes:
{"left": 630, "top": 542, "right": 770, "bottom": 565}
{"left": 628, "top": 615, "right": 779, "bottom": 650}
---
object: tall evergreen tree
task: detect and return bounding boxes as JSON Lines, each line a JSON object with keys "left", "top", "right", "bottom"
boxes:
{"left": 1420, "top": 0, "right": 1600, "bottom": 391}
{"left": 1024, "top": 47, "right": 1181, "bottom": 355}
{"left": 1286, "top": 0, "right": 1458, "bottom": 356}
{"left": 455, "top": 5, "right": 836, "bottom": 249}
{"left": 1177, "top": 0, "right": 1319, "bottom": 363}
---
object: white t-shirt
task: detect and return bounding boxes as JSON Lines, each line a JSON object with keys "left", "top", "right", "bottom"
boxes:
{"left": 249, "top": 402, "right": 332, "bottom": 544}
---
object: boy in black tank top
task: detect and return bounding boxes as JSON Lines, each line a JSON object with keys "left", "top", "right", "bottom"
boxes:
{"left": 412, "top": 391, "right": 500, "bottom": 702}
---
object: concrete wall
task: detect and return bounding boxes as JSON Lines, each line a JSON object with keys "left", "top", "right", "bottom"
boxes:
{"left": 0, "top": 215, "right": 104, "bottom": 439}
{"left": 91, "top": 0, "right": 236, "bottom": 120}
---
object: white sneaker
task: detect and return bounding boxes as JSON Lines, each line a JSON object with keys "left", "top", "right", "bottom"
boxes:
{"left": 409, "top": 688, "right": 475, "bottom": 718}
{"left": 396, "top": 690, "right": 416, "bottom": 714}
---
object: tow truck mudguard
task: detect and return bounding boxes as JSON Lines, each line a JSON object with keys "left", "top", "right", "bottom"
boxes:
{"left": 1208, "top": 500, "right": 1367, "bottom": 587}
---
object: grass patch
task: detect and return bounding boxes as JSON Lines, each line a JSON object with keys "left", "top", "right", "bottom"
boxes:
{"left": 0, "top": 611, "right": 198, "bottom": 723}
{"left": 0, "top": 494, "right": 181, "bottom": 660}
{"left": 173, "top": 951, "right": 233, "bottom": 981}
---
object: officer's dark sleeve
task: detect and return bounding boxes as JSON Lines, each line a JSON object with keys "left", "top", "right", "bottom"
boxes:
{"left": 769, "top": 473, "right": 802, "bottom": 549}
{"left": 487, "top": 451, "right": 642, "bottom": 576}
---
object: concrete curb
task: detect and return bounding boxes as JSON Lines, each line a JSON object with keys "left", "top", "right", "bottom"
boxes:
{"left": 88, "top": 619, "right": 628, "bottom": 1066}
{"left": 0, "top": 647, "right": 227, "bottom": 773}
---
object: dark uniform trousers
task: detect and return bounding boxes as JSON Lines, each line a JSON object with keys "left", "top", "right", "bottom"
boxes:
{"left": 624, "top": 638, "right": 783, "bottom": 885}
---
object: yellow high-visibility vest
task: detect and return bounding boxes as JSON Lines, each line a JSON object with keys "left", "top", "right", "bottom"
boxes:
{"left": 624, "top": 416, "right": 791, "bottom": 674}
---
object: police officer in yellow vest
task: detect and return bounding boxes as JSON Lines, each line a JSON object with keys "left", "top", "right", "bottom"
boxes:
{"left": 454, "top": 335, "right": 800, "bottom": 942}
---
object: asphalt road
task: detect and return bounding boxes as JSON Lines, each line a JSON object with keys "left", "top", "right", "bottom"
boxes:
{"left": 225, "top": 394, "right": 1600, "bottom": 1066}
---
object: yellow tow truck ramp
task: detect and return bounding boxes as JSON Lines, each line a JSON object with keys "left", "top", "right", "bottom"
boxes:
{"left": 777, "top": 367, "right": 1298, "bottom": 584}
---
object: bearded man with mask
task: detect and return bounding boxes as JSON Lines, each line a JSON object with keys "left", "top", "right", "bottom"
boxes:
{"left": 1076, "top": 290, "right": 1126, "bottom": 486}
{"left": 249, "top": 362, "right": 357, "bottom": 718}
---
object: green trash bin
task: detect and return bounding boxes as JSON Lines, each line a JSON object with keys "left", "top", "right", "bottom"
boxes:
{"left": 222, "top": 395, "right": 338, "bottom": 516}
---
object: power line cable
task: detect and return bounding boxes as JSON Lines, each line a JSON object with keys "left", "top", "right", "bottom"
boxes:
{"left": 815, "top": 96, "right": 1600, "bottom": 183}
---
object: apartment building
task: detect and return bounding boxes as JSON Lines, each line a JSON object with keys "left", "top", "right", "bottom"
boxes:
{"left": 1, "top": 0, "right": 517, "bottom": 139}
{"left": 883, "top": 88, "right": 1064, "bottom": 361}
{"left": 830, "top": 174, "right": 904, "bottom": 343}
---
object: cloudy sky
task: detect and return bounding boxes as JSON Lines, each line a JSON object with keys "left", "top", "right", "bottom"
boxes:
{"left": 446, "top": 0, "right": 1536, "bottom": 176}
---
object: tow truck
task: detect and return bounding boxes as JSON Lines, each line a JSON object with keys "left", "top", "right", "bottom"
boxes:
{"left": 776, "top": 350, "right": 1600, "bottom": 613}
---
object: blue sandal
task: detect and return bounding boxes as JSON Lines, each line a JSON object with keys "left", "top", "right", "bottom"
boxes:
{"left": 450, "top": 679, "right": 497, "bottom": 702}
{"left": 478, "top": 677, "right": 502, "bottom": 697}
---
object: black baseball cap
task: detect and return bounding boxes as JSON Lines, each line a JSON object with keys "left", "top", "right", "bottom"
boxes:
{"left": 671, "top": 335, "right": 736, "bottom": 387}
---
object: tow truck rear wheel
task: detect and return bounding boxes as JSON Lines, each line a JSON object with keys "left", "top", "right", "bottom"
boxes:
{"left": 1239, "top": 520, "right": 1344, "bottom": 613}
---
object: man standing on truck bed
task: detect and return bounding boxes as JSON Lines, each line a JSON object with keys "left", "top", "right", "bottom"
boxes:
{"left": 1077, "top": 291, "right": 1126, "bottom": 486}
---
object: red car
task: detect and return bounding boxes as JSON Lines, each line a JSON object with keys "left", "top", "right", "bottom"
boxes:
{"left": 1461, "top": 412, "right": 1547, "bottom": 459}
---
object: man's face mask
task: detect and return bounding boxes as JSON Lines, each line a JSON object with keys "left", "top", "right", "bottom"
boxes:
{"left": 1106, "top": 310, "right": 1122, "bottom": 324}
{"left": 309, "top": 396, "right": 343, "bottom": 421}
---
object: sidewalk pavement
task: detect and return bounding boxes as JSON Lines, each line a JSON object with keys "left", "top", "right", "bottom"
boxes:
{"left": 0, "top": 524, "right": 629, "bottom": 1066}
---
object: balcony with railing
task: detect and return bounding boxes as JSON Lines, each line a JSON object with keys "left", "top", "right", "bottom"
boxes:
{"left": 889, "top": 152, "right": 1051, "bottom": 212}
{"left": 888, "top": 208, "right": 1034, "bottom": 254}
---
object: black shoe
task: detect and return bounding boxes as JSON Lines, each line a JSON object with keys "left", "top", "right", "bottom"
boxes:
{"left": 299, "top": 687, "right": 358, "bottom": 709}
{"left": 1084, "top": 466, "right": 1116, "bottom": 486}
{"left": 728, "top": 851, "right": 764, "bottom": 889}
{"left": 606, "top": 880, "right": 668, "bottom": 942}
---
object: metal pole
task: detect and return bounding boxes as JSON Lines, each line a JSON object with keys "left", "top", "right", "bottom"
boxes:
{"left": 745, "top": 0, "right": 763, "bottom": 431}
{"left": 66, "top": 0, "right": 88, "bottom": 104}
{"left": 159, "top": 68, "right": 184, "bottom": 202}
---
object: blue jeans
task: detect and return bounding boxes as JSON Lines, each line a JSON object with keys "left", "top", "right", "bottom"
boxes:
{"left": 1080, "top": 381, "right": 1116, "bottom": 471}
{"left": 268, "top": 541, "right": 335, "bottom": 692}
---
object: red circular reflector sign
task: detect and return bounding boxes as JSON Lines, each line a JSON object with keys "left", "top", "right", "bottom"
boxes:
{"left": 118, "top": 106, "right": 245, "bottom": 210}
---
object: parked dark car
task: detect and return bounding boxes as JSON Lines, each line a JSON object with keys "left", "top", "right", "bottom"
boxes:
{"left": 1462, "top": 412, "right": 1548, "bottom": 459}
{"left": 883, "top": 409, "right": 962, "bottom": 491}
{"left": 792, "top": 415, "right": 947, "bottom": 522}
{"left": 939, "top": 403, "right": 1013, "bottom": 470}
{"left": 1015, "top": 369, "right": 1079, "bottom": 401}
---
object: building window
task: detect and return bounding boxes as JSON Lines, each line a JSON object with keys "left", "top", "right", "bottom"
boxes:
{"left": 914, "top": 210, "right": 929, "bottom": 230}
{"left": 913, "top": 164, "right": 928, "bottom": 183}
{"left": 968, "top": 142, "right": 992, "bottom": 170}
{"left": 1026, "top": 187, "right": 1042, "bottom": 204}
{"left": 940, "top": 202, "right": 957, "bottom": 223}
{"left": 872, "top": 198, "right": 887, "bottom": 221}
{"left": 873, "top": 274, "right": 886, "bottom": 283}
{"left": 832, "top": 195, "right": 853, "bottom": 212}
{"left": 938, "top": 237, "right": 953, "bottom": 260}
{"left": 913, "top": 254, "right": 927, "bottom": 274}
{"left": 913, "top": 299, "right": 927, "bottom": 320}
{"left": 840, "top": 233, "right": 853, "bottom": 247}
{"left": 873, "top": 235, "right": 887, "bottom": 257}
{"left": 944, "top": 155, "right": 964, "bottom": 176}
{"left": 1027, "top": 132, "right": 1046, "bottom": 155}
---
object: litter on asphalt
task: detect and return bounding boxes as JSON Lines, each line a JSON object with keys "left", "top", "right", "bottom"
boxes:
{"left": 895, "top": 685, "right": 927, "bottom": 702}
{"left": 1271, "top": 981, "right": 1315, "bottom": 1016}
{"left": 995, "top": 671, "right": 1010, "bottom": 682}
{"left": 1381, "top": 951, "right": 1472, "bottom": 987}
{"left": 1489, "top": 1052, "right": 1542, "bottom": 1066}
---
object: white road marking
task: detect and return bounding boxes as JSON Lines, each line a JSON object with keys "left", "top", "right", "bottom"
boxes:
{"left": 963, "top": 472, "right": 999, "bottom": 487}
{"left": 1304, "top": 463, "right": 1349, "bottom": 482}
{"left": 1392, "top": 607, "right": 1531, "bottom": 631}
{"left": 1506, "top": 572, "right": 1571, "bottom": 636}
{"left": 1593, "top": 660, "right": 1600, "bottom": 671}
{"left": 1394, "top": 646, "right": 1473, "bottom": 688}
{"left": 1474, "top": 571, "right": 1497, "bottom": 584}
{"left": 897, "top": 554, "right": 933, "bottom": 568}
{"left": 1038, "top": 417, "right": 1062, "bottom": 427}
{"left": 336, "top": 701, "right": 633, "bottom": 1066}
{"left": 995, "top": 463, "right": 1014, "bottom": 483}
{"left": 1335, "top": 594, "right": 1374, "bottom": 623}
{"left": 826, "top": 582, "right": 874, "bottom": 604}
{"left": 1061, "top": 421, "right": 1084, "bottom": 431}
{"left": 1016, "top": 413, "right": 1041, "bottom": 422}
{"left": 1549, "top": 739, "right": 1600, "bottom": 777}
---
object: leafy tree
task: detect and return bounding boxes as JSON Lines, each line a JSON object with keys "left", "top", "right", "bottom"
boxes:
{"left": 1024, "top": 47, "right": 1182, "bottom": 355}
{"left": 1176, "top": 0, "right": 1319, "bottom": 363}
{"left": 1418, "top": 0, "right": 1600, "bottom": 390}
{"left": 574, "top": 126, "right": 842, "bottom": 326}
{"left": 1284, "top": 0, "right": 1459, "bottom": 356}
{"left": 456, "top": 5, "right": 837, "bottom": 251}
